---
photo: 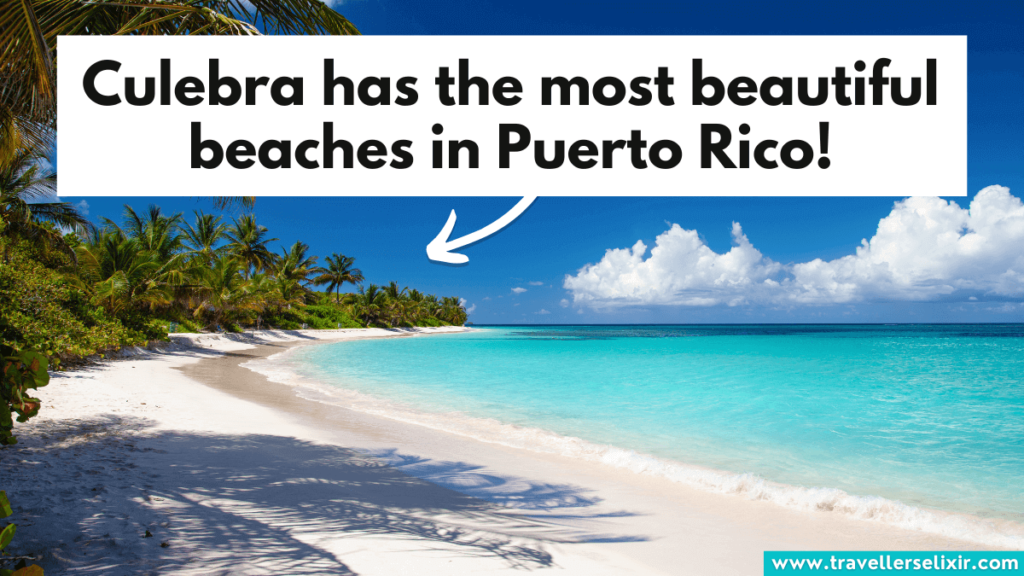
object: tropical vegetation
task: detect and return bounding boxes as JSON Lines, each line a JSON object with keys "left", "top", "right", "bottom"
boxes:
{"left": 3, "top": 192, "right": 467, "bottom": 343}
{"left": 0, "top": 193, "right": 468, "bottom": 432}
{"left": 0, "top": 0, "right": 359, "bottom": 167}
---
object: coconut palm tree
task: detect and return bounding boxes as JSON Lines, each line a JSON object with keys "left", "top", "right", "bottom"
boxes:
{"left": 0, "top": 0, "right": 359, "bottom": 164}
{"left": 383, "top": 281, "right": 406, "bottom": 300}
{"left": 73, "top": 230, "right": 174, "bottom": 314}
{"left": 212, "top": 197, "right": 256, "bottom": 211}
{"left": 181, "top": 211, "right": 228, "bottom": 266}
{"left": 192, "top": 255, "right": 259, "bottom": 329}
{"left": 105, "top": 204, "right": 184, "bottom": 262}
{"left": 276, "top": 241, "right": 318, "bottom": 286}
{"left": 273, "top": 275, "right": 307, "bottom": 310}
{"left": 381, "top": 281, "right": 411, "bottom": 326}
{"left": 246, "top": 272, "right": 301, "bottom": 316}
{"left": 99, "top": 204, "right": 194, "bottom": 293}
{"left": 440, "top": 296, "right": 467, "bottom": 325}
{"left": 344, "top": 283, "right": 387, "bottom": 327}
{"left": 421, "top": 294, "right": 442, "bottom": 319}
{"left": 404, "top": 288, "right": 426, "bottom": 324}
{"left": 311, "top": 253, "right": 363, "bottom": 303}
{"left": 0, "top": 145, "right": 89, "bottom": 261}
{"left": 226, "top": 214, "right": 278, "bottom": 277}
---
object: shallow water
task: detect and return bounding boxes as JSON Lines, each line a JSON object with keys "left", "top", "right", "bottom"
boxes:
{"left": 258, "top": 325, "right": 1024, "bottom": 546}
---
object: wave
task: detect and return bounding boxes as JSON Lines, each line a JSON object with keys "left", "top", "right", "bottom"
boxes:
{"left": 242, "top": 349, "right": 1024, "bottom": 550}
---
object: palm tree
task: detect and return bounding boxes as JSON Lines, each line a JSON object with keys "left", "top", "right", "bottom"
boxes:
{"left": 421, "top": 294, "right": 442, "bottom": 319}
{"left": 181, "top": 210, "right": 227, "bottom": 266}
{"left": 383, "top": 281, "right": 406, "bottom": 300}
{"left": 73, "top": 230, "right": 173, "bottom": 314}
{"left": 276, "top": 241, "right": 318, "bottom": 286}
{"left": 382, "top": 281, "right": 410, "bottom": 326}
{"left": 212, "top": 197, "right": 256, "bottom": 211}
{"left": 99, "top": 204, "right": 193, "bottom": 292}
{"left": 226, "top": 214, "right": 277, "bottom": 277}
{"left": 247, "top": 272, "right": 302, "bottom": 316}
{"left": 0, "top": 0, "right": 360, "bottom": 165}
{"left": 192, "top": 255, "right": 259, "bottom": 329}
{"left": 273, "top": 276, "right": 307, "bottom": 310}
{"left": 344, "top": 284, "right": 387, "bottom": 327}
{"left": 440, "top": 296, "right": 467, "bottom": 325}
{"left": 405, "top": 288, "right": 426, "bottom": 324}
{"left": 311, "top": 253, "right": 363, "bottom": 303}
{"left": 0, "top": 145, "right": 89, "bottom": 261}
{"left": 106, "top": 204, "right": 183, "bottom": 262}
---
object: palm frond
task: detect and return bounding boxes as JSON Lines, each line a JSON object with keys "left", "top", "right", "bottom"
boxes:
{"left": 0, "top": 0, "right": 360, "bottom": 165}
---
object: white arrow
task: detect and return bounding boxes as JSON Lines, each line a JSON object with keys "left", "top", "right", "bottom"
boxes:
{"left": 426, "top": 196, "right": 537, "bottom": 264}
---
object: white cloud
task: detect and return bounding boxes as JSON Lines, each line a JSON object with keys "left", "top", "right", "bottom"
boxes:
{"left": 483, "top": 296, "right": 491, "bottom": 301}
{"left": 466, "top": 304, "right": 476, "bottom": 314}
{"left": 528, "top": 281, "right": 544, "bottom": 286}
{"left": 511, "top": 287, "right": 527, "bottom": 294}
{"left": 564, "top": 221, "right": 782, "bottom": 307}
{"left": 74, "top": 200, "right": 90, "bottom": 216}
{"left": 560, "top": 298, "right": 570, "bottom": 308}
{"left": 537, "top": 309, "right": 551, "bottom": 315}
{"left": 565, "top": 186, "right": 1024, "bottom": 308}
{"left": 787, "top": 186, "right": 1024, "bottom": 302}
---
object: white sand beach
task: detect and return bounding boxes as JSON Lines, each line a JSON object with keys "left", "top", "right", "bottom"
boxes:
{"left": 1, "top": 328, "right": 1005, "bottom": 575}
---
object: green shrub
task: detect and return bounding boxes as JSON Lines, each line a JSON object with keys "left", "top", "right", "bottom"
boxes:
{"left": 262, "top": 304, "right": 360, "bottom": 330}
{"left": 173, "top": 318, "right": 203, "bottom": 333}
{"left": 262, "top": 309, "right": 303, "bottom": 330}
{"left": 301, "top": 304, "right": 361, "bottom": 329}
{"left": 1, "top": 340, "right": 48, "bottom": 446}
{"left": 0, "top": 244, "right": 158, "bottom": 367}
{"left": 146, "top": 319, "right": 166, "bottom": 333}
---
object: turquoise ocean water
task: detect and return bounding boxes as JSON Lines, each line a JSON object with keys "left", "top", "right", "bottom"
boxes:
{"left": 255, "top": 325, "right": 1024, "bottom": 546}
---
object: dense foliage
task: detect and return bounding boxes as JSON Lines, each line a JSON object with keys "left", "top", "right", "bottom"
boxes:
{"left": 1, "top": 196, "right": 467, "bottom": 353}
{"left": 61, "top": 203, "right": 468, "bottom": 332}
{"left": 1, "top": 336, "right": 49, "bottom": 446}
{"left": 0, "top": 236, "right": 161, "bottom": 365}
{"left": 1, "top": 0, "right": 359, "bottom": 166}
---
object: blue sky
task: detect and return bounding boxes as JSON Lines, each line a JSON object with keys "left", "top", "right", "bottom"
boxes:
{"left": 63, "top": 0, "right": 1023, "bottom": 324}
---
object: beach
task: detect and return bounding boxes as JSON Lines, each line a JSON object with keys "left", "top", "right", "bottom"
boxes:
{"left": 1, "top": 328, "right": 1009, "bottom": 575}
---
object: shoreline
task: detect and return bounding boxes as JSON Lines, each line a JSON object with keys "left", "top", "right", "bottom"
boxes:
{"left": 238, "top": 334, "right": 1024, "bottom": 551}
{"left": 2, "top": 328, "right": 1013, "bottom": 575}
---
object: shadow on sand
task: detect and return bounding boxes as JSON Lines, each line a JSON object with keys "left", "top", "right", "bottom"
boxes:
{"left": 3, "top": 414, "right": 646, "bottom": 575}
